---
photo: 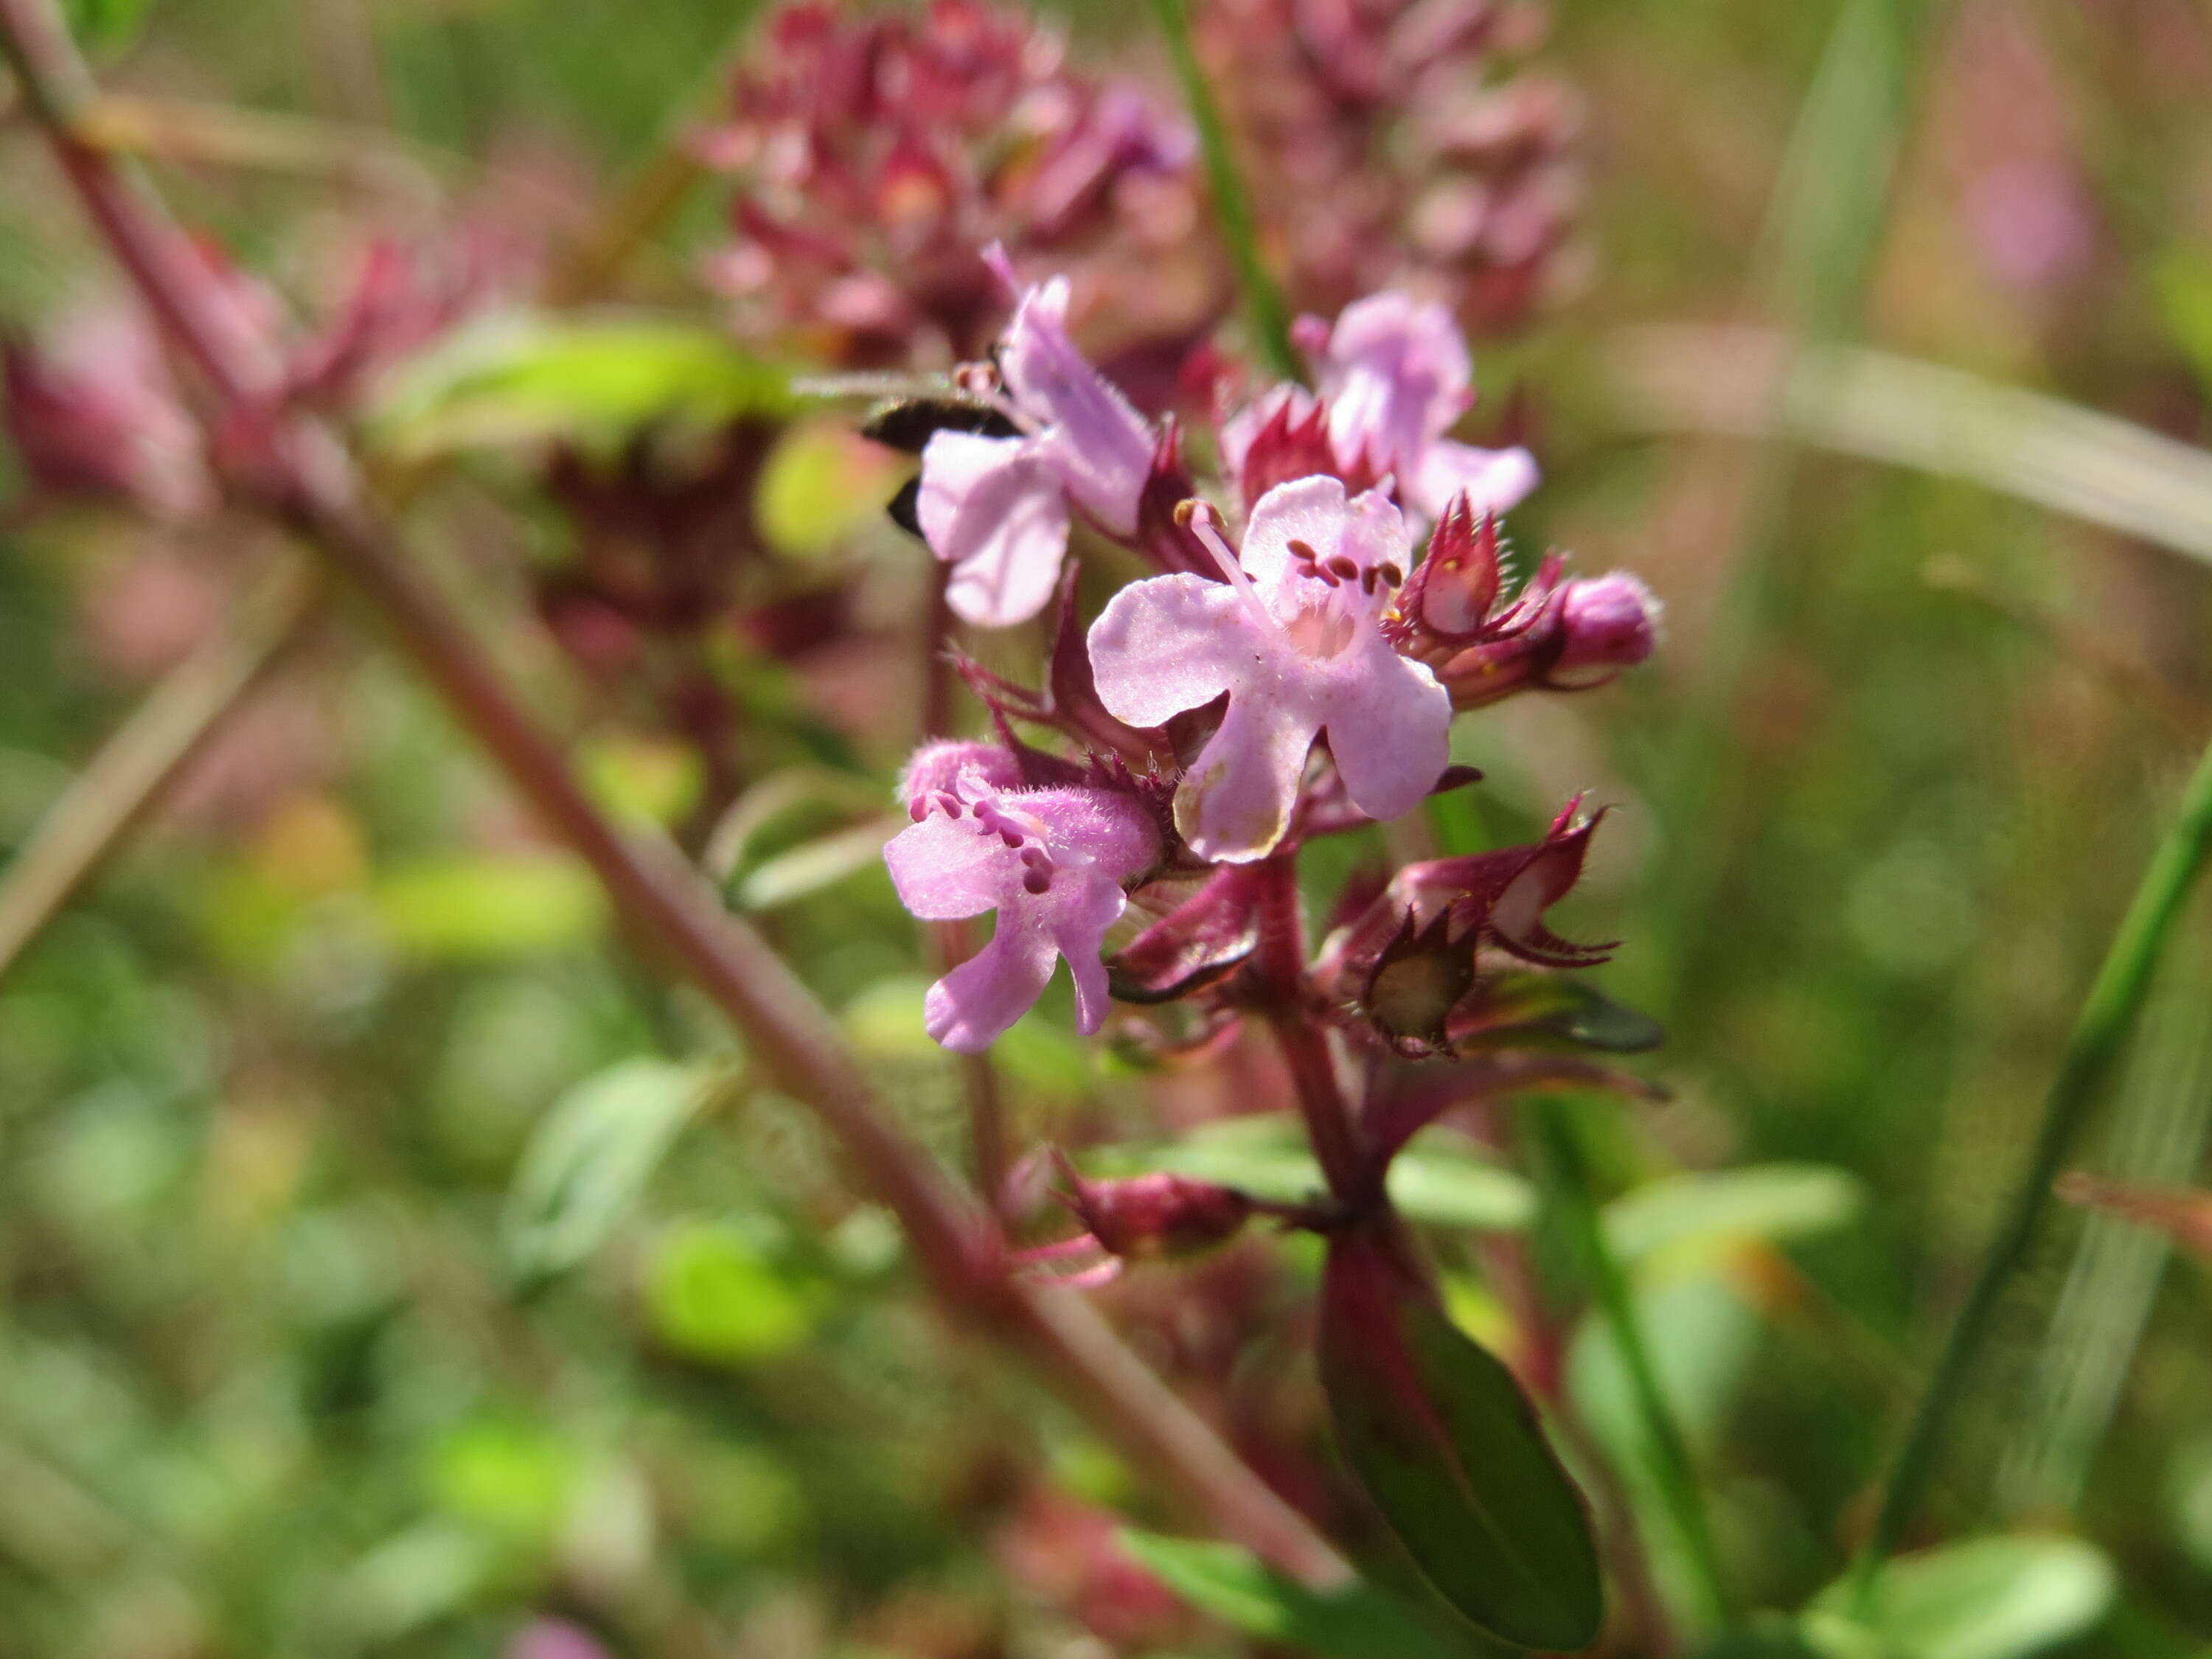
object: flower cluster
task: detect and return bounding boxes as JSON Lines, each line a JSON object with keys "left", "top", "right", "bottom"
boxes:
{"left": 875, "top": 251, "right": 1658, "bottom": 1056}
{"left": 1196, "top": 0, "right": 1583, "bottom": 330}
{"left": 701, "top": 0, "right": 1201, "bottom": 367}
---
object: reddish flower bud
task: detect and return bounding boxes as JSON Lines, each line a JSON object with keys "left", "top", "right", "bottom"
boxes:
{"left": 1057, "top": 1157, "right": 1253, "bottom": 1262}
{"left": 1315, "top": 799, "right": 1615, "bottom": 1054}
{"left": 1550, "top": 571, "right": 1659, "bottom": 687}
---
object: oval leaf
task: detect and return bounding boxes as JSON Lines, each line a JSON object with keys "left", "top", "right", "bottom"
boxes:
{"left": 368, "top": 313, "right": 796, "bottom": 459}
{"left": 1319, "top": 1230, "right": 1603, "bottom": 1649}
{"left": 502, "top": 1058, "right": 722, "bottom": 1278}
{"left": 1812, "top": 1537, "right": 2115, "bottom": 1659}
{"left": 1604, "top": 1164, "right": 1866, "bottom": 1265}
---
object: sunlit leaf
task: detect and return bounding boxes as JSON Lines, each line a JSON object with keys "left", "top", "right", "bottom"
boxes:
{"left": 1319, "top": 1230, "right": 1602, "bottom": 1649}
{"left": 644, "top": 1220, "right": 812, "bottom": 1364}
{"left": 367, "top": 312, "right": 796, "bottom": 459}
{"left": 503, "top": 1057, "right": 724, "bottom": 1278}
{"left": 1811, "top": 1537, "right": 2115, "bottom": 1659}
{"left": 373, "top": 853, "right": 606, "bottom": 961}
{"left": 756, "top": 420, "right": 904, "bottom": 558}
{"left": 731, "top": 821, "right": 897, "bottom": 911}
{"left": 63, "top": 0, "right": 152, "bottom": 51}
{"left": 1118, "top": 1530, "right": 1505, "bottom": 1659}
{"left": 1604, "top": 1164, "right": 1865, "bottom": 1265}
{"left": 1099, "top": 1117, "right": 1535, "bottom": 1232}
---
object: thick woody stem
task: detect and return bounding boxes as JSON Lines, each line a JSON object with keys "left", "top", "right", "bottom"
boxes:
{"left": 0, "top": 0, "right": 1347, "bottom": 1589}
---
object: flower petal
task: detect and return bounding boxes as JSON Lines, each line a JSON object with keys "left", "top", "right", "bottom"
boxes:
{"left": 883, "top": 813, "right": 1009, "bottom": 921}
{"left": 1319, "top": 642, "right": 1452, "bottom": 826}
{"left": 999, "top": 276, "right": 1155, "bottom": 535}
{"left": 925, "top": 917, "right": 1060, "bottom": 1052}
{"left": 1088, "top": 574, "right": 1252, "bottom": 728}
{"left": 1238, "top": 473, "right": 1356, "bottom": 594}
{"left": 1175, "top": 689, "right": 1320, "bottom": 862}
{"left": 1411, "top": 439, "right": 1538, "bottom": 527}
{"left": 918, "top": 429, "right": 1071, "bottom": 626}
{"left": 1050, "top": 872, "right": 1133, "bottom": 1034}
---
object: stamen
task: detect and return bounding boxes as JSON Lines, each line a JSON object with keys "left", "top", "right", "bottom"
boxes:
{"left": 1326, "top": 554, "right": 1360, "bottom": 582}
{"left": 1177, "top": 498, "right": 1281, "bottom": 637}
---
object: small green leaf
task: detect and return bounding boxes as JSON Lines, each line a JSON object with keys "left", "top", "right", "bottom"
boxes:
{"left": 502, "top": 1058, "right": 723, "bottom": 1278}
{"left": 1118, "top": 1530, "right": 1504, "bottom": 1659}
{"left": 1320, "top": 1231, "right": 1603, "bottom": 1649}
{"left": 373, "top": 852, "right": 606, "bottom": 961}
{"left": 1604, "top": 1164, "right": 1865, "bottom": 1265}
{"left": 644, "top": 1220, "right": 812, "bottom": 1364}
{"left": 63, "top": 0, "right": 152, "bottom": 52}
{"left": 731, "top": 821, "right": 896, "bottom": 911}
{"left": 1099, "top": 1118, "right": 1536, "bottom": 1231}
{"left": 1686, "top": 1613, "right": 1839, "bottom": 1659}
{"left": 367, "top": 312, "right": 796, "bottom": 459}
{"left": 1812, "top": 1537, "right": 2115, "bottom": 1659}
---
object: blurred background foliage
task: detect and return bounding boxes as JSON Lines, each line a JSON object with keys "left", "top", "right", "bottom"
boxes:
{"left": 4, "top": 1, "right": 2212, "bottom": 1658}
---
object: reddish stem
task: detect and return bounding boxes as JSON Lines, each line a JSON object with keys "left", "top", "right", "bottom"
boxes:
{"left": 1251, "top": 853, "right": 1367, "bottom": 1203}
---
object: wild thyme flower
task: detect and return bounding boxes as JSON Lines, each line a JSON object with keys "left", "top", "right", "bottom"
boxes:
{"left": 1220, "top": 291, "right": 1536, "bottom": 527}
{"left": 885, "top": 741, "right": 1161, "bottom": 1051}
{"left": 917, "top": 254, "right": 1158, "bottom": 625}
{"left": 1088, "top": 478, "right": 1450, "bottom": 862}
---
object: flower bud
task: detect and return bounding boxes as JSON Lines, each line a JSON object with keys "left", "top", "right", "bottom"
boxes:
{"left": 1057, "top": 1161, "right": 1253, "bottom": 1262}
{"left": 1549, "top": 572, "right": 1659, "bottom": 689}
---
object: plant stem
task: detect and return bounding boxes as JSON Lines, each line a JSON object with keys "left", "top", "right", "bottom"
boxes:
{"left": 1251, "top": 855, "right": 1364, "bottom": 1201}
{"left": 0, "top": 564, "right": 318, "bottom": 984}
{"left": 1852, "top": 732, "right": 2212, "bottom": 1593}
{"left": 1144, "top": 0, "right": 1298, "bottom": 382}
{"left": 1533, "top": 1097, "right": 1733, "bottom": 1632}
{"left": 0, "top": 0, "right": 1349, "bottom": 1590}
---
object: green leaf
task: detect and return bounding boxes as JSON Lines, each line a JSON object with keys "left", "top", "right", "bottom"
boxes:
{"left": 2156, "top": 253, "right": 2212, "bottom": 402}
{"left": 63, "top": 0, "right": 152, "bottom": 51}
{"left": 1451, "top": 973, "right": 1666, "bottom": 1056}
{"left": 644, "top": 1220, "right": 813, "bottom": 1364}
{"left": 1319, "top": 1231, "right": 1602, "bottom": 1649}
{"left": 373, "top": 852, "right": 606, "bottom": 961}
{"left": 730, "top": 821, "right": 896, "bottom": 911}
{"left": 1099, "top": 1118, "right": 1535, "bottom": 1231}
{"left": 502, "top": 1058, "right": 723, "bottom": 1278}
{"left": 1118, "top": 1530, "right": 1503, "bottom": 1659}
{"left": 1812, "top": 1537, "right": 2115, "bottom": 1659}
{"left": 1604, "top": 1164, "right": 1865, "bottom": 1265}
{"left": 367, "top": 312, "right": 796, "bottom": 459}
{"left": 1687, "top": 1613, "right": 1842, "bottom": 1659}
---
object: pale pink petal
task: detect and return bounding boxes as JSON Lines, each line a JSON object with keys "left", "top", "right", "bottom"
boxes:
{"left": 926, "top": 918, "right": 1061, "bottom": 1052}
{"left": 1087, "top": 574, "right": 1251, "bottom": 728}
{"left": 883, "top": 814, "right": 1009, "bottom": 921}
{"left": 1239, "top": 474, "right": 1356, "bottom": 595}
{"left": 1318, "top": 292, "right": 1472, "bottom": 474}
{"left": 1175, "top": 690, "right": 1321, "bottom": 862}
{"left": 1318, "top": 642, "right": 1453, "bottom": 827}
{"left": 998, "top": 276, "right": 1154, "bottom": 535}
{"left": 917, "top": 430, "right": 1071, "bottom": 627}
{"left": 1411, "top": 439, "right": 1538, "bottom": 527}
{"left": 1051, "top": 872, "right": 1134, "bottom": 1034}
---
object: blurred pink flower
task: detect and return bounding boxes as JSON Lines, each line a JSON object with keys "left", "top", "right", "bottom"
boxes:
{"left": 1220, "top": 291, "right": 1535, "bottom": 527}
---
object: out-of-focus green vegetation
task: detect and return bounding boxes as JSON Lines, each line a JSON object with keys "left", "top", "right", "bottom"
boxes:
{"left": 4, "top": 1, "right": 2212, "bottom": 1657}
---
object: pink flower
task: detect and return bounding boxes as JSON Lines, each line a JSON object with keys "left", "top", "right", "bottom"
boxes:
{"left": 917, "top": 256, "right": 1155, "bottom": 627}
{"left": 1088, "top": 476, "right": 1450, "bottom": 863}
{"left": 885, "top": 742, "right": 1160, "bottom": 1051}
{"left": 1223, "top": 291, "right": 1536, "bottom": 528}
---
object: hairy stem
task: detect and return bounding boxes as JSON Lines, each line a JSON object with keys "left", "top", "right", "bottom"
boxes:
{"left": 0, "top": 0, "right": 1348, "bottom": 1588}
{"left": 1251, "top": 855, "right": 1364, "bottom": 1201}
{"left": 1853, "top": 732, "right": 2212, "bottom": 1592}
{"left": 1144, "top": 0, "right": 1298, "bottom": 381}
{"left": 1533, "top": 1098, "right": 1734, "bottom": 1632}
